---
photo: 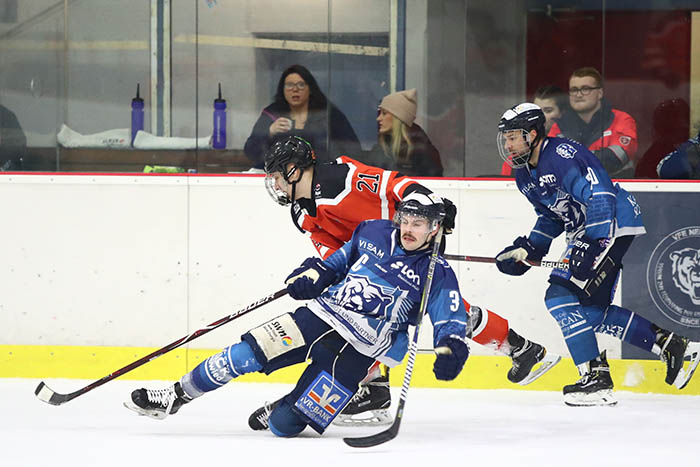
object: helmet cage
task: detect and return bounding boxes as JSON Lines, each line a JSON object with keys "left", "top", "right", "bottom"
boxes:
{"left": 497, "top": 128, "right": 535, "bottom": 169}
{"left": 264, "top": 174, "right": 291, "bottom": 206}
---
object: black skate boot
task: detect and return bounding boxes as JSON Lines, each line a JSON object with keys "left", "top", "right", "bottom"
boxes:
{"left": 563, "top": 350, "right": 616, "bottom": 407}
{"left": 333, "top": 374, "right": 392, "bottom": 426}
{"left": 124, "top": 381, "right": 192, "bottom": 420}
{"left": 248, "top": 398, "right": 282, "bottom": 431}
{"left": 656, "top": 329, "right": 689, "bottom": 386}
{"left": 506, "top": 329, "right": 561, "bottom": 385}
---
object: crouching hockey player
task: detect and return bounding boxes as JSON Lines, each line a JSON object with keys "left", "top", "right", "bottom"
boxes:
{"left": 125, "top": 193, "right": 470, "bottom": 436}
{"left": 247, "top": 136, "right": 559, "bottom": 428}
{"left": 495, "top": 102, "right": 700, "bottom": 406}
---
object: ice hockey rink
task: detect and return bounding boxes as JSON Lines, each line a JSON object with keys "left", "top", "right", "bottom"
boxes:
{"left": 4, "top": 378, "right": 699, "bottom": 467}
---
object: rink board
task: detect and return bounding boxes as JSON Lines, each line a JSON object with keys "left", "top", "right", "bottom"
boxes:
{"left": 1, "top": 174, "right": 699, "bottom": 395}
{"left": 2, "top": 344, "right": 697, "bottom": 395}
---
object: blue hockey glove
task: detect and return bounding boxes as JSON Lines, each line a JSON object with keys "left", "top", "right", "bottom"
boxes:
{"left": 495, "top": 236, "right": 545, "bottom": 276}
{"left": 442, "top": 197, "right": 457, "bottom": 235}
{"left": 570, "top": 236, "right": 607, "bottom": 281}
{"left": 285, "top": 257, "right": 337, "bottom": 300}
{"left": 433, "top": 336, "right": 469, "bottom": 381}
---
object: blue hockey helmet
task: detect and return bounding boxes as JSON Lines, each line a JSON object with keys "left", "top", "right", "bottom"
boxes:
{"left": 497, "top": 102, "right": 546, "bottom": 169}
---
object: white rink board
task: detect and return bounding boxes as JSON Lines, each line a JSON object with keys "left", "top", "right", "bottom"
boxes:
{"left": 0, "top": 174, "right": 696, "bottom": 359}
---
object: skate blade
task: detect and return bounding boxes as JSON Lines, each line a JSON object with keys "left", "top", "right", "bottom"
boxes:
{"left": 673, "top": 342, "right": 700, "bottom": 390}
{"left": 518, "top": 353, "right": 562, "bottom": 386}
{"left": 123, "top": 401, "right": 170, "bottom": 420}
{"left": 564, "top": 389, "right": 617, "bottom": 407}
{"left": 332, "top": 409, "right": 393, "bottom": 427}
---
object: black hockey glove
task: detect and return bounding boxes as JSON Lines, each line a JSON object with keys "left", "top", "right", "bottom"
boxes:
{"left": 442, "top": 197, "right": 457, "bottom": 235}
{"left": 285, "top": 257, "right": 337, "bottom": 300}
{"left": 570, "top": 236, "right": 607, "bottom": 281}
{"left": 433, "top": 336, "right": 469, "bottom": 381}
{"left": 495, "top": 236, "right": 545, "bottom": 276}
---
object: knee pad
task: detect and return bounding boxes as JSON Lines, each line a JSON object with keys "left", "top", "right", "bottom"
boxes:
{"left": 268, "top": 399, "right": 307, "bottom": 438}
{"left": 188, "top": 341, "right": 262, "bottom": 394}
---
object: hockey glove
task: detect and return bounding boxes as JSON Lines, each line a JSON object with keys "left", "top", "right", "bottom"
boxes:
{"left": 285, "top": 257, "right": 337, "bottom": 300}
{"left": 442, "top": 197, "right": 457, "bottom": 235}
{"left": 495, "top": 236, "right": 545, "bottom": 276}
{"left": 433, "top": 336, "right": 469, "bottom": 381}
{"left": 570, "top": 236, "right": 607, "bottom": 281}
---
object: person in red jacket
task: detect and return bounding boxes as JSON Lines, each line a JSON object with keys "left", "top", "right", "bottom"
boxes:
{"left": 549, "top": 67, "right": 637, "bottom": 178}
{"left": 248, "top": 136, "right": 560, "bottom": 429}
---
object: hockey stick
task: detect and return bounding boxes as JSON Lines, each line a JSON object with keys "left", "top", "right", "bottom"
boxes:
{"left": 443, "top": 253, "right": 568, "bottom": 270}
{"left": 35, "top": 288, "right": 288, "bottom": 406}
{"left": 344, "top": 227, "right": 444, "bottom": 448}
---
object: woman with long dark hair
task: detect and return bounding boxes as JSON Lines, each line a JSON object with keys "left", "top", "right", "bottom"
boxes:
{"left": 244, "top": 64, "right": 361, "bottom": 168}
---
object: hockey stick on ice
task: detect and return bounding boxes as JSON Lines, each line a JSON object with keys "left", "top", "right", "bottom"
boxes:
{"left": 443, "top": 253, "right": 568, "bottom": 270}
{"left": 35, "top": 288, "right": 288, "bottom": 406}
{"left": 344, "top": 227, "right": 444, "bottom": 448}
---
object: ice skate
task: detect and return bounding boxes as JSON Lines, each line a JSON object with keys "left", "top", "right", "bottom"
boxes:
{"left": 563, "top": 351, "right": 617, "bottom": 407}
{"left": 508, "top": 341, "right": 561, "bottom": 385}
{"left": 124, "top": 382, "right": 191, "bottom": 420}
{"left": 247, "top": 398, "right": 282, "bottom": 431}
{"left": 656, "top": 330, "right": 689, "bottom": 386}
{"left": 674, "top": 341, "right": 700, "bottom": 389}
{"left": 333, "top": 374, "right": 392, "bottom": 426}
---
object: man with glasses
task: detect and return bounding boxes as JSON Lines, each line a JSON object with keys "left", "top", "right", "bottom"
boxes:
{"left": 550, "top": 67, "right": 637, "bottom": 178}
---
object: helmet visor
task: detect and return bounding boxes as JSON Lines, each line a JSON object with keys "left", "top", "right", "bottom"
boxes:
{"left": 497, "top": 128, "right": 532, "bottom": 169}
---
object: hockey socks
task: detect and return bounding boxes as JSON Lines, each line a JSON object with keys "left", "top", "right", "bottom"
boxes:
{"left": 182, "top": 341, "right": 262, "bottom": 397}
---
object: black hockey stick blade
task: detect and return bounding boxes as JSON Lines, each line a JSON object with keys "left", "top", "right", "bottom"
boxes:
{"left": 343, "top": 418, "right": 401, "bottom": 448}
{"left": 35, "top": 381, "right": 73, "bottom": 406}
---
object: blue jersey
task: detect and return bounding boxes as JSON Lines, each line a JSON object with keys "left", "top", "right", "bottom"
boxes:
{"left": 306, "top": 219, "right": 467, "bottom": 367}
{"left": 656, "top": 131, "right": 700, "bottom": 179}
{"left": 513, "top": 137, "right": 645, "bottom": 251}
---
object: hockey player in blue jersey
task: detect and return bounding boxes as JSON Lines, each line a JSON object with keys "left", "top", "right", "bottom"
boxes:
{"left": 494, "top": 102, "right": 698, "bottom": 406}
{"left": 125, "top": 192, "right": 469, "bottom": 435}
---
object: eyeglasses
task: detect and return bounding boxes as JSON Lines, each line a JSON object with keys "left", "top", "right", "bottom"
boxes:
{"left": 284, "top": 81, "right": 307, "bottom": 91}
{"left": 569, "top": 86, "right": 601, "bottom": 96}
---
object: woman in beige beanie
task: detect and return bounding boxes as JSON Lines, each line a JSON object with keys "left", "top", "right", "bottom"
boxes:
{"left": 364, "top": 88, "right": 443, "bottom": 176}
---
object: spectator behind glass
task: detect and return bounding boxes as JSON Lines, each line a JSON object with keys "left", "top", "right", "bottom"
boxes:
{"left": 244, "top": 64, "right": 361, "bottom": 169}
{"left": 362, "top": 89, "right": 443, "bottom": 177}
{"left": 550, "top": 67, "right": 637, "bottom": 178}
{"left": 501, "top": 85, "right": 569, "bottom": 175}
{"left": 635, "top": 98, "right": 690, "bottom": 178}
{"left": 656, "top": 128, "right": 700, "bottom": 179}
{"left": 0, "top": 103, "right": 26, "bottom": 171}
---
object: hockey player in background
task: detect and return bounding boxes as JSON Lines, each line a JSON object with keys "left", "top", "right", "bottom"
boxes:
{"left": 495, "top": 102, "right": 699, "bottom": 406}
{"left": 125, "top": 193, "right": 470, "bottom": 437}
{"left": 246, "top": 136, "right": 559, "bottom": 428}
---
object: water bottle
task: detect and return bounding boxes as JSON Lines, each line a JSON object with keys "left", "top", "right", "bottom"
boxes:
{"left": 212, "top": 83, "right": 227, "bottom": 149}
{"left": 131, "top": 83, "right": 144, "bottom": 146}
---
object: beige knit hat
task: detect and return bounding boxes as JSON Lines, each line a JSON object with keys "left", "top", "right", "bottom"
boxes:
{"left": 380, "top": 88, "right": 417, "bottom": 126}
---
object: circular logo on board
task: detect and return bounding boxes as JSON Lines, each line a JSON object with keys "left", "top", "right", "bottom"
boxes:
{"left": 646, "top": 226, "right": 700, "bottom": 327}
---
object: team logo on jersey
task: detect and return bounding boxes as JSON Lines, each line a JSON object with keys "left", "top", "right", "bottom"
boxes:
{"left": 314, "top": 183, "right": 322, "bottom": 198}
{"left": 646, "top": 226, "right": 700, "bottom": 327}
{"left": 332, "top": 275, "right": 400, "bottom": 316}
{"left": 555, "top": 143, "right": 577, "bottom": 159}
{"left": 294, "top": 371, "right": 352, "bottom": 429}
{"left": 548, "top": 193, "right": 584, "bottom": 233}
{"left": 619, "top": 135, "right": 631, "bottom": 146}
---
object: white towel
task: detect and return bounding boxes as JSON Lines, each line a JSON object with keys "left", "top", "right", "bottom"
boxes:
{"left": 57, "top": 124, "right": 131, "bottom": 149}
{"left": 133, "top": 131, "right": 211, "bottom": 150}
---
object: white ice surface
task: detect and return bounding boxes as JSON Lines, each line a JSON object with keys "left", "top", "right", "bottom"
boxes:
{"left": 4, "top": 378, "right": 698, "bottom": 467}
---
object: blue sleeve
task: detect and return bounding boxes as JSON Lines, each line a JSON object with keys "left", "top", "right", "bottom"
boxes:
{"left": 561, "top": 156, "right": 616, "bottom": 240}
{"left": 427, "top": 263, "right": 468, "bottom": 345}
{"left": 529, "top": 201, "right": 563, "bottom": 252}
{"left": 657, "top": 147, "right": 692, "bottom": 179}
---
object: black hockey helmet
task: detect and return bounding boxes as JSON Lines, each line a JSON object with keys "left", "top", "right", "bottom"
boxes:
{"left": 394, "top": 192, "right": 446, "bottom": 231}
{"left": 497, "top": 102, "right": 546, "bottom": 169}
{"left": 264, "top": 136, "right": 316, "bottom": 182}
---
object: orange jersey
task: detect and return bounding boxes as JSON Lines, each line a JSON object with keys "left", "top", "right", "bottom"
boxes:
{"left": 292, "top": 156, "right": 430, "bottom": 258}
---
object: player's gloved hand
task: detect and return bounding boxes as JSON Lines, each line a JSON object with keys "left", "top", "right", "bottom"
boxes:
{"left": 433, "top": 336, "right": 469, "bottom": 381}
{"left": 442, "top": 197, "right": 457, "bottom": 235}
{"left": 495, "top": 236, "right": 545, "bottom": 276}
{"left": 570, "top": 236, "right": 607, "bottom": 281}
{"left": 285, "top": 257, "right": 336, "bottom": 300}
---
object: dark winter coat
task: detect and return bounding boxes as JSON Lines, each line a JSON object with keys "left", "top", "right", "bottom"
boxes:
{"left": 0, "top": 105, "right": 26, "bottom": 171}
